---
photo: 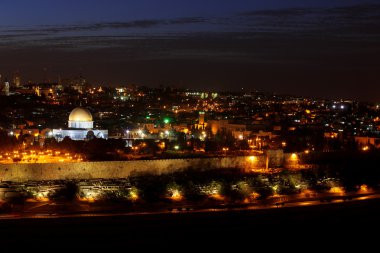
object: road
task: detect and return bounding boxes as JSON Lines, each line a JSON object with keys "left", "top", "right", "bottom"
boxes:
{"left": 1, "top": 194, "right": 380, "bottom": 250}
{"left": 1, "top": 191, "right": 379, "bottom": 220}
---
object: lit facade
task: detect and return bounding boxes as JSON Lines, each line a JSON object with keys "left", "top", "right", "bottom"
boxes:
{"left": 68, "top": 107, "right": 94, "bottom": 129}
{"left": 52, "top": 107, "right": 108, "bottom": 141}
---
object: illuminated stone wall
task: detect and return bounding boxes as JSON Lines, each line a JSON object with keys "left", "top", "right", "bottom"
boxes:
{"left": 0, "top": 153, "right": 286, "bottom": 182}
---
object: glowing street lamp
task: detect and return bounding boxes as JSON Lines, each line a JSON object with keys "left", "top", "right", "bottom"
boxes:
{"left": 290, "top": 153, "right": 298, "bottom": 161}
{"left": 200, "top": 131, "right": 207, "bottom": 141}
{"left": 359, "top": 184, "right": 368, "bottom": 192}
{"left": 169, "top": 189, "right": 183, "bottom": 201}
{"left": 129, "top": 187, "right": 139, "bottom": 201}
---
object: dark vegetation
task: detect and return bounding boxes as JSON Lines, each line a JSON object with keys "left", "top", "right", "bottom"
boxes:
{"left": 2, "top": 150, "right": 380, "bottom": 208}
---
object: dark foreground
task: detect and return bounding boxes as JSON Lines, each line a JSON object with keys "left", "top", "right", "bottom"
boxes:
{"left": 1, "top": 198, "right": 380, "bottom": 250}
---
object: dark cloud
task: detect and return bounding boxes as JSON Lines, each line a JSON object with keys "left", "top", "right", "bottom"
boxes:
{"left": 240, "top": 8, "right": 316, "bottom": 17}
{"left": 1, "top": 17, "right": 206, "bottom": 36}
{"left": 0, "top": 4, "right": 379, "bottom": 101}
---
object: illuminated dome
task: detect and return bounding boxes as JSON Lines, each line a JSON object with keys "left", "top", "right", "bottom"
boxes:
{"left": 68, "top": 107, "right": 93, "bottom": 129}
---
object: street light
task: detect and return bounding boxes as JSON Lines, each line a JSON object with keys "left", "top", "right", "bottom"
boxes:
{"left": 222, "top": 147, "right": 229, "bottom": 156}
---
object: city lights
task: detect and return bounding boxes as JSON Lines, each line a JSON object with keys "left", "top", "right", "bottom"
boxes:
{"left": 329, "top": 187, "right": 345, "bottom": 195}
{"left": 0, "top": 1, "right": 378, "bottom": 245}
{"left": 0, "top": 149, "right": 84, "bottom": 164}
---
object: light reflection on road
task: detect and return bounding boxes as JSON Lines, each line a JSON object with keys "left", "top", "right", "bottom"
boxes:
{"left": 2, "top": 193, "right": 380, "bottom": 220}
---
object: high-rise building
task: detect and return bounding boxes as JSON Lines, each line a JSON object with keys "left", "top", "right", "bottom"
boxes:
{"left": 13, "top": 72, "right": 21, "bottom": 87}
{"left": 4, "top": 80, "right": 10, "bottom": 96}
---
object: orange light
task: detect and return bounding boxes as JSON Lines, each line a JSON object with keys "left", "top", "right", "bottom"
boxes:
{"left": 210, "top": 193, "right": 224, "bottom": 201}
{"left": 250, "top": 192, "right": 260, "bottom": 200}
{"left": 359, "top": 184, "right": 368, "bottom": 192}
{"left": 170, "top": 190, "right": 183, "bottom": 201}
{"left": 130, "top": 192, "right": 138, "bottom": 201}
{"left": 330, "top": 187, "right": 344, "bottom": 194}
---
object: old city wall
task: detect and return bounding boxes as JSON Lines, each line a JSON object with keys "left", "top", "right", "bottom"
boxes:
{"left": 0, "top": 152, "right": 285, "bottom": 182}
{"left": 0, "top": 156, "right": 263, "bottom": 182}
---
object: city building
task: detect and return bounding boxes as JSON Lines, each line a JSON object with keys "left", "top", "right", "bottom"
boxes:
{"left": 13, "top": 72, "right": 21, "bottom": 87}
{"left": 208, "top": 119, "right": 247, "bottom": 135}
{"left": 3, "top": 80, "right": 10, "bottom": 96}
{"left": 52, "top": 107, "right": 108, "bottom": 141}
{"left": 194, "top": 111, "right": 207, "bottom": 130}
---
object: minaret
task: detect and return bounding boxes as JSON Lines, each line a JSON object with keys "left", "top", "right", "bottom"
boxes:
{"left": 198, "top": 111, "right": 205, "bottom": 129}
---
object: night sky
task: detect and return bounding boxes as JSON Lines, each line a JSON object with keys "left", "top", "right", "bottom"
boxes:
{"left": 1, "top": 0, "right": 379, "bottom": 101}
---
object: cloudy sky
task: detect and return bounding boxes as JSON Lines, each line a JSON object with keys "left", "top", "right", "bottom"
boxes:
{"left": 0, "top": 0, "right": 379, "bottom": 101}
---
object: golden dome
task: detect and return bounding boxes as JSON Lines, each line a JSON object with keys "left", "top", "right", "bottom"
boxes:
{"left": 69, "top": 107, "right": 93, "bottom": 122}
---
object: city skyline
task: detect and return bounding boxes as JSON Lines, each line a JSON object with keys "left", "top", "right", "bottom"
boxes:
{"left": 1, "top": 0, "right": 379, "bottom": 101}
{"left": 2, "top": 1, "right": 380, "bottom": 248}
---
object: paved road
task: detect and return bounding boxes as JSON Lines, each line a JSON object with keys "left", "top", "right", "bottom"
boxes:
{"left": 1, "top": 191, "right": 379, "bottom": 220}
{"left": 1, "top": 195, "right": 380, "bottom": 250}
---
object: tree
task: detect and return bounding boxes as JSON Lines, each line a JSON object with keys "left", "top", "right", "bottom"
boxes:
{"left": 44, "top": 137, "right": 59, "bottom": 149}
{"left": 86, "top": 130, "right": 96, "bottom": 140}
{"left": 60, "top": 137, "right": 83, "bottom": 153}
{"left": 0, "top": 130, "right": 18, "bottom": 151}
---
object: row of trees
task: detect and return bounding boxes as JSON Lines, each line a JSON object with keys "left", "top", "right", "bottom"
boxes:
{"left": 5, "top": 150, "right": 380, "bottom": 205}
